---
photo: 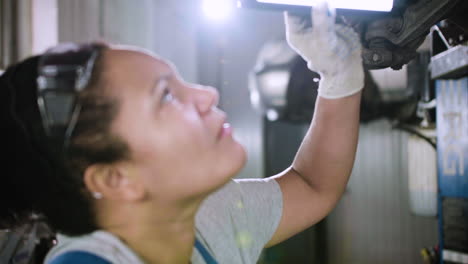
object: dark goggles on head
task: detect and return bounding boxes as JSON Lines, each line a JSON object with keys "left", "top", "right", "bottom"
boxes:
{"left": 37, "top": 43, "right": 101, "bottom": 148}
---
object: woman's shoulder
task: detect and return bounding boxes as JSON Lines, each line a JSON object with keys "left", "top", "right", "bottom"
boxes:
{"left": 194, "top": 177, "right": 282, "bottom": 263}
{"left": 44, "top": 231, "right": 145, "bottom": 264}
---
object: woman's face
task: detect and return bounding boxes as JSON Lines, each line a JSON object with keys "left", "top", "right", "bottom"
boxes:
{"left": 102, "top": 48, "right": 246, "bottom": 201}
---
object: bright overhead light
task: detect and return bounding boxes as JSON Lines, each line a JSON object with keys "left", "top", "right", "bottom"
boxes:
{"left": 266, "top": 109, "right": 279, "bottom": 121}
{"left": 256, "top": 0, "right": 393, "bottom": 12}
{"left": 203, "top": 0, "right": 235, "bottom": 21}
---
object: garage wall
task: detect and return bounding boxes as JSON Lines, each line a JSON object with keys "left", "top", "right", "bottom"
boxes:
{"left": 326, "top": 120, "right": 438, "bottom": 264}
{"left": 1, "top": 0, "right": 58, "bottom": 67}
{"left": 58, "top": 0, "right": 198, "bottom": 82}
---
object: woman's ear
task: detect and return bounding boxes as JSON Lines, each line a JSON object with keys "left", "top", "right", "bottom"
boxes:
{"left": 83, "top": 163, "right": 146, "bottom": 202}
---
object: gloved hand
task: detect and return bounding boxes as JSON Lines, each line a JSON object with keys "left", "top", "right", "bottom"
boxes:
{"left": 285, "top": 2, "right": 364, "bottom": 99}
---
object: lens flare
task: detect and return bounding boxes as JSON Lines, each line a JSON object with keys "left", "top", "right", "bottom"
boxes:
{"left": 203, "top": 0, "right": 235, "bottom": 21}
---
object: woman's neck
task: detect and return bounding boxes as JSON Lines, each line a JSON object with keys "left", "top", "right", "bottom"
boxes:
{"left": 100, "top": 198, "right": 203, "bottom": 264}
{"left": 119, "top": 217, "right": 196, "bottom": 264}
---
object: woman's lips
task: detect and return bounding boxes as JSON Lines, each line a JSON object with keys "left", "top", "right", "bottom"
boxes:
{"left": 219, "top": 123, "right": 232, "bottom": 139}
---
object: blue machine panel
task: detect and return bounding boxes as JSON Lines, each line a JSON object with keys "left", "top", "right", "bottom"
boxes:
{"left": 436, "top": 78, "right": 468, "bottom": 198}
{"left": 437, "top": 78, "right": 468, "bottom": 263}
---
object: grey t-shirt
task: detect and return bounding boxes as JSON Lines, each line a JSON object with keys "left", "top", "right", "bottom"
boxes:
{"left": 44, "top": 178, "right": 283, "bottom": 264}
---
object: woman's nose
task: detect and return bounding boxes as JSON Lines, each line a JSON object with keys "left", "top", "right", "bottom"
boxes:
{"left": 191, "top": 85, "right": 219, "bottom": 114}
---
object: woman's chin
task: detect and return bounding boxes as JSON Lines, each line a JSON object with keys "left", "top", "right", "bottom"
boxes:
{"left": 231, "top": 143, "right": 248, "bottom": 175}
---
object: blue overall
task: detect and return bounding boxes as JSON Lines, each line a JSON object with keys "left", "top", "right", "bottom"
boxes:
{"left": 49, "top": 238, "right": 218, "bottom": 264}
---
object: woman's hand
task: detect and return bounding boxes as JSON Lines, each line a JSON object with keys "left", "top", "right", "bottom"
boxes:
{"left": 284, "top": 2, "right": 364, "bottom": 99}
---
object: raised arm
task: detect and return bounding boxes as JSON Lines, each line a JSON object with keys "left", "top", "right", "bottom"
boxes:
{"left": 267, "top": 2, "right": 364, "bottom": 247}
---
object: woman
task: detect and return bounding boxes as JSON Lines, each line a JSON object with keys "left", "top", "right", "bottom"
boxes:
{"left": 1, "top": 3, "right": 364, "bottom": 264}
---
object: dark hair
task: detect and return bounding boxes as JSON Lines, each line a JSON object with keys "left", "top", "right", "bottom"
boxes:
{"left": 0, "top": 43, "right": 130, "bottom": 236}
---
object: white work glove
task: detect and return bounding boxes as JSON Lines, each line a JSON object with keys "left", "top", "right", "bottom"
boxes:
{"left": 285, "top": 2, "right": 364, "bottom": 99}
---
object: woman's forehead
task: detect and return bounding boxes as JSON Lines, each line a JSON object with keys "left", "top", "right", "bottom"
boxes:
{"left": 101, "top": 48, "right": 174, "bottom": 87}
{"left": 104, "top": 48, "right": 171, "bottom": 71}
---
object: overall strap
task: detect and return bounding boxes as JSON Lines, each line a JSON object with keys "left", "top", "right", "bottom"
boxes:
{"left": 50, "top": 240, "right": 218, "bottom": 264}
{"left": 194, "top": 238, "right": 218, "bottom": 264}
{"left": 48, "top": 251, "right": 111, "bottom": 264}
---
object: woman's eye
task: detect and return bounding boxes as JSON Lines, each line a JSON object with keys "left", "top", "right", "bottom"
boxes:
{"left": 156, "top": 78, "right": 174, "bottom": 104}
{"left": 161, "top": 87, "right": 174, "bottom": 103}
